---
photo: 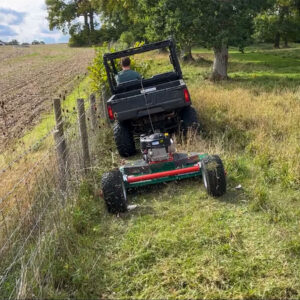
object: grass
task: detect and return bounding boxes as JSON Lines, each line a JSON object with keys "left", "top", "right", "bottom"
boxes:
{"left": 5, "top": 43, "right": 300, "bottom": 299}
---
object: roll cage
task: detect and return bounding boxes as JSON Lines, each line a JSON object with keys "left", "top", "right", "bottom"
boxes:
{"left": 103, "top": 39, "right": 183, "bottom": 94}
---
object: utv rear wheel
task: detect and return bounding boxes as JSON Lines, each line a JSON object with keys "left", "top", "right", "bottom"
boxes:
{"left": 181, "top": 106, "right": 200, "bottom": 132}
{"left": 113, "top": 122, "right": 136, "bottom": 157}
{"left": 102, "top": 170, "right": 128, "bottom": 213}
{"left": 201, "top": 155, "right": 226, "bottom": 197}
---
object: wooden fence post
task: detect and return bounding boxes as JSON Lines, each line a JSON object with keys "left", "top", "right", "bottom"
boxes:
{"left": 53, "top": 130, "right": 67, "bottom": 191}
{"left": 53, "top": 98, "right": 67, "bottom": 191}
{"left": 89, "top": 93, "right": 97, "bottom": 131}
{"left": 96, "top": 93, "right": 103, "bottom": 120}
{"left": 101, "top": 89, "right": 110, "bottom": 123}
{"left": 77, "top": 98, "right": 91, "bottom": 173}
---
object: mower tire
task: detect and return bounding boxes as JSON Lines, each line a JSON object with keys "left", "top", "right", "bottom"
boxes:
{"left": 113, "top": 121, "right": 136, "bottom": 157}
{"left": 181, "top": 106, "right": 200, "bottom": 133}
{"left": 201, "top": 155, "right": 226, "bottom": 197}
{"left": 101, "top": 170, "right": 128, "bottom": 213}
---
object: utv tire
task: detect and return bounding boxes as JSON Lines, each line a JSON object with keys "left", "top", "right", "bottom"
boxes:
{"left": 181, "top": 106, "right": 200, "bottom": 132}
{"left": 201, "top": 155, "right": 226, "bottom": 197}
{"left": 102, "top": 170, "right": 128, "bottom": 213}
{"left": 113, "top": 122, "right": 136, "bottom": 157}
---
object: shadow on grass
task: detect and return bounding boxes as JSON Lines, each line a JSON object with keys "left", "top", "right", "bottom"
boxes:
{"left": 182, "top": 54, "right": 213, "bottom": 67}
{"left": 224, "top": 75, "right": 300, "bottom": 92}
{"left": 190, "top": 47, "right": 300, "bottom": 92}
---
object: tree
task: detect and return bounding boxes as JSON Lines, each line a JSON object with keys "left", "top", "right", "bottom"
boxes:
{"left": 137, "top": 0, "right": 200, "bottom": 61}
{"left": 8, "top": 39, "right": 19, "bottom": 45}
{"left": 255, "top": 0, "right": 300, "bottom": 48}
{"left": 120, "top": 31, "right": 135, "bottom": 47}
{"left": 195, "top": 0, "right": 270, "bottom": 80}
{"left": 46, "top": 0, "right": 97, "bottom": 45}
{"left": 46, "top": 0, "right": 77, "bottom": 33}
{"left": 93, "top": 0, "right": 145, "bottom": 41}
{"left": 133, "top": 0, "right": 269, "bottom": 80}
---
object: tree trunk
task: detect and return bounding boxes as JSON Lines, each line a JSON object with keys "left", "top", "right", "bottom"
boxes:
{"left": 181, "top": 45, "right": 194, "bottom": 62}
{"left": 89, "top": 11, "right": 94, "bottom": 32}
{"left": 211, "top": 46, "right": 228, "bottom": 81}
{"left": 274, "top": 32, "right": 280, "bottom": 48}
{"left": 83, "top": 12, "right": 91, "bottom": 45}
{"left": 283, "top": 36, "right": 289, "bottom": 48}
{"left": 83, "top": 12, "right": 90, "bottom": 31}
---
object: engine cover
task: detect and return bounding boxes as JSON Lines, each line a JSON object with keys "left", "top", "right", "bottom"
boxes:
{"left": 147, "top": 148, "right": 168, "bottom": 162}
{"left": 140, "top": 132, "right": 174, "bottom": 162}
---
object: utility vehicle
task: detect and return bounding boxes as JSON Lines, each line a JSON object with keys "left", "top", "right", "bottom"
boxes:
{"left": 103, "top": 40, "right": 200, "bottom": 157}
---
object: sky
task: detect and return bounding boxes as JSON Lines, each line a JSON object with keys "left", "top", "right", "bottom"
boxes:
{"left": 0, "top": 0, "right": 69, "bottom": 44}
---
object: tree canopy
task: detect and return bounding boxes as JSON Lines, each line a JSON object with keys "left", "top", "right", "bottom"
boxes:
{"left": 46, "top": 0, "right": 98, "bottom": 45}
{"left": 46, "top": 0, "right": 300, "bottom": 79}
{"left": 129, "top": 0, "right": 270, "bottom": 79}
{"left": 255, "top": 0, "right": 300, "bottom": 47}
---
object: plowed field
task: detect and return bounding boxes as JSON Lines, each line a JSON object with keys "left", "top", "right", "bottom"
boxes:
{"left": 0, "top": 44, "right": 94, "bottom": 150}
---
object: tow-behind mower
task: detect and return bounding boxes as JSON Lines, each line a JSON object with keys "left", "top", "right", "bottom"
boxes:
{"left": 101, "top": 132, "right": 226, "bottom": 214}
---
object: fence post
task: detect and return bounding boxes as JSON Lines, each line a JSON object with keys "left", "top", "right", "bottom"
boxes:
{"left": 96, "top": 90, "right": 106, "bottom": 120}
{"left": 101, "top": 89, "right": 109, "bottom": 123}
{"left": 77, "top": 98, "right": 91, "bottom": 173}
{"left": 53, "top": 98, "right": 67, "bottom": 191}
{"left": 96, "top": 93, "right": 103, "bottom": 121}
{"left": 53, "top": 131, "right": 66, "bottom": 192}
{"left": 89, "top": 93, "right": 97, "bottom": 131}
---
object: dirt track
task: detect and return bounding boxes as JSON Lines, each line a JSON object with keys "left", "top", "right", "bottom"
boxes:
{"left": 0, "top": 44, "right": 94, "bottom": 150}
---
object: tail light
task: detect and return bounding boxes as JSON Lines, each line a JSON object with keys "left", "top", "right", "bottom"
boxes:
{"left": 107, "top": 105, "right": 114, "bottom": 120}
{"left": 183, "top": 88, "right": 190, "bottom": 103}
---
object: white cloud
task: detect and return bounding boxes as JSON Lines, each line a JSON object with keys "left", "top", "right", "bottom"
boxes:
{"left": 0, "top": 12, "right": 18, "bottom": 25}
{"left": 0, "top": 0, "right": 69, "bottom": 43}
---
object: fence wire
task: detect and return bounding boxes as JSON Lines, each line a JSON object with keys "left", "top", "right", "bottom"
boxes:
{"left": 0, "top": 93, "right": 108, "bottom": 298}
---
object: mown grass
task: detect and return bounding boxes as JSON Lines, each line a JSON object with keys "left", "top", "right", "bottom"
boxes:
{"left": 11, "top": 44, "right": 300, "bottom": 299}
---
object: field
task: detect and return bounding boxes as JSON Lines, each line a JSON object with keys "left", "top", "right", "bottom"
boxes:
{"left": 1, "top": 43, "right": 300, "bottom": 299}
{"left": 0, "top": 44, "right": 94, "bottom": 151}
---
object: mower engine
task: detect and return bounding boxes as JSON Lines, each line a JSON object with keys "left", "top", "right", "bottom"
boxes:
{"left": 140, "top": 132, "right": 175, "bottom": 163}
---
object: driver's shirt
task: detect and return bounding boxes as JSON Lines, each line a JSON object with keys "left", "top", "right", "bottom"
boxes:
{"left": 116, "top": 69, "right": 141, "bottom": 85}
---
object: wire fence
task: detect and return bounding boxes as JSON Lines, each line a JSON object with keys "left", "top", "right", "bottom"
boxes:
{"left": 0, "top": 73, "right": 87, "bottom": 158}
{"left": 0, "top": 92, "right": 109, "bottom": 299}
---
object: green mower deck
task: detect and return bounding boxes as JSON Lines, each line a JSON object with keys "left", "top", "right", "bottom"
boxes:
{"left": 121, "top": 153, "right": 207, "bottom": 188}
{"left": 101, "top": 153, "right": 227, "bottom": 214}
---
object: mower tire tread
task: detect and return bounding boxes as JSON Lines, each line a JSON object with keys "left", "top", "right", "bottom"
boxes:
{"left": 201, "top": 155, "right": 226, "bottom": 197}
{"left": 113, "top": 121, "right": 136, "bottom": 157}
{"left": 101, "top": 170, "right": 128, "bottom": 213}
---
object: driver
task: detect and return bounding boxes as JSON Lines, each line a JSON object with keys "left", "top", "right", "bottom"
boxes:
{"left": 116, "top": 57, "right": 141, "bottom": 85}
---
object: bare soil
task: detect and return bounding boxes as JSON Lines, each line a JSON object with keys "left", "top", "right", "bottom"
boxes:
{"left": 0, "top": 44, "right": 94, "bottom": 150}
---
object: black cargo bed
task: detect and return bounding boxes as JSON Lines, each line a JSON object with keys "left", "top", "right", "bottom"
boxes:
{"left": 107, "top": 82, "right": 189, "bottom": 121}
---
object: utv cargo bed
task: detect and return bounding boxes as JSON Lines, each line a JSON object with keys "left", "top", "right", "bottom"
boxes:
{"left": 107, "top": 80, "right": 190, "bottom": 121}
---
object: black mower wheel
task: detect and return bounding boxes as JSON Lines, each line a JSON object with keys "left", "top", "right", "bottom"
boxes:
{"left": 113, "top": 121, "right": 136, "bottom": 157}
{"left": 201, "top": 155, "right": 226, "bottom": 197}
{"left": 101, "top": 170, "right": 128, "bottom": 213}
{"left": 181, "top": 106, "right": 200, "bottom": 132}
